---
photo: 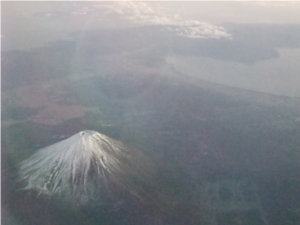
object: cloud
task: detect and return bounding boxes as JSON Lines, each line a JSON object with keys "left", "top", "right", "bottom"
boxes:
{"left": 52, "top": 2, "right": 230, "bottom": 39}
{"left": 91, "top": 2, "right": 231, "bottom": 39}
{"left": 27, "top": 2, "right": 232, "bottom": 39}
{"left": 170, "top": 20, "right": 231, "bottom": 39}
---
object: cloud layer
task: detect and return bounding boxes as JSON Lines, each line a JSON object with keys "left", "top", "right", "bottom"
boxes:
{"left": 77, "top": 2, "right": 231, "bottom": 39}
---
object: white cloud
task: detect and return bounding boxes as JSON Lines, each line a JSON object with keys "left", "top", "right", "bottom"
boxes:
{"left": 173, "top": 20, "right": 230, "bottom": 39}
{"left": 92, "top": 2, "right": 231, "bottom": 39}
